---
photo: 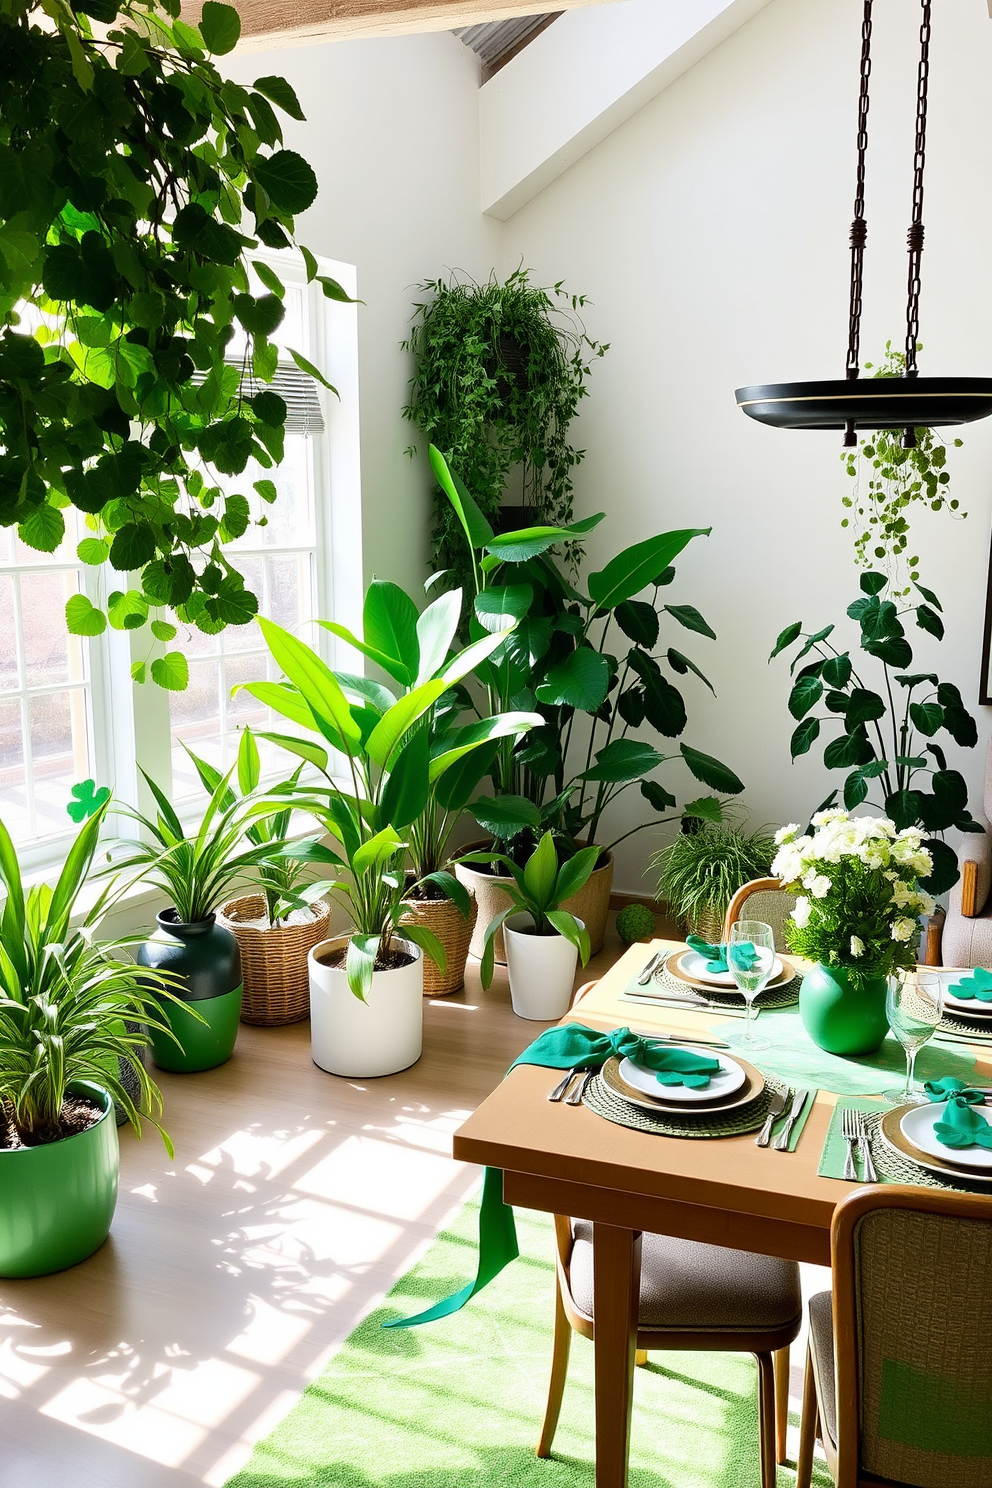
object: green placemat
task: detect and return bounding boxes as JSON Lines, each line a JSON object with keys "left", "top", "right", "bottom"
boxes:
{"left": 714, "top": 1008, "right": 977, "bottom": 1097}
{"left": 623, "top": 966, "right": 801, "bottom": 1013}
{"left": 818, "top": 1097, "right": 992, "bottom": 1194}
{"left": 583, "top": 1072, "right": 816, "bottom": 1147}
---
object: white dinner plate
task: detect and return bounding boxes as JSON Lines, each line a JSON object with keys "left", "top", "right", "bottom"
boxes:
{"left": 677, "top": 949, "right": 783, "bottom": 989}
{"left": 926, "top": 969, "right": 992, "bottom": 1017}
{"left": 899, "top": 1102, "right": 992, "bottom": 1171}
{"left": 618, "top": 1047, "right": 746, "bottom": 1105}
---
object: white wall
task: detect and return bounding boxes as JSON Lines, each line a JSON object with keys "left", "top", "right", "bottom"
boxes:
{"left": 224, "top": 31, "right": 501, "bottom": 599}
{"left": 499, "top": 0, "right": 992, "bottom": 890}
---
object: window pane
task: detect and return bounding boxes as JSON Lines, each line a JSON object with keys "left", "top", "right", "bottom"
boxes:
{"left": 269, "top": 553, "right": 314, "bottom": 629}
{"left": 0, "top": 575, "right": 19, "bottom": 692}
{"left": 29, "top": 689, "right": 88, "bottom": 840}
{"left": 20, "top": 571, "right": 86, "bottom": 688}
{"left": 170, "top": 660, "right": 223, "bottom": 797}
{"left": 0, "top": 698, "right": 29, "bottom": 843}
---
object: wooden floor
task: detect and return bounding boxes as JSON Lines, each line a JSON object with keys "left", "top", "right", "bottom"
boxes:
{"left": 0, "top": 916, "right": 826, "bottom": 1486}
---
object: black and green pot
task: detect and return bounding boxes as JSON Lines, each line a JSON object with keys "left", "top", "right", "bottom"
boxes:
{"left": 137, "top": 910, "right": 242, "bottom": 1073}
{"left": 0, "top": 1080, "right": 118, "bottom": 1278}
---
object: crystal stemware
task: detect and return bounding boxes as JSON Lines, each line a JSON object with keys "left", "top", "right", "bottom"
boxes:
{"left": 882, "top": 970, "right": 942, "bottom": 1105}
{"left": 727, "top": 920, "right": 776, "bottom": 1052}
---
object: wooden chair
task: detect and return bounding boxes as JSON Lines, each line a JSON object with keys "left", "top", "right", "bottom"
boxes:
{"left": 723, "top": 877, "right": 798, "bottom": 954}
{"left": 797, "top": 1185, "right": 992, "bottom": 1488}
{"left": 537, "top": 1215, "right": 802, "bottom": 1488}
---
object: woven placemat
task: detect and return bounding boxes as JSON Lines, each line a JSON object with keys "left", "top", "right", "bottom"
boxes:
{"left": 863, "top": 1110, "right": 992, "bottom": 1195}
{"left": 938, "top": 1010, "right": 992, "bottom": 1040}
{"left": 582, "top": 1071, "right": 789, "bottom": 1139}
{"left": 650, "top": 964, "right": 801, "bottom": 1012}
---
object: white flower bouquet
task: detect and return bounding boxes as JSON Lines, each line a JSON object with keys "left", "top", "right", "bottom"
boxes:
{"left": 771, "top": 810, "right": 934, "bottom": 980}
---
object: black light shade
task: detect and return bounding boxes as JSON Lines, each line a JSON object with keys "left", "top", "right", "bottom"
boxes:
{"left": 735, "top": 377, "right": 992, "bottom": 433}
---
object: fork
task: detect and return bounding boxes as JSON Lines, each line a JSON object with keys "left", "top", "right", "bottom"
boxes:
{"left": 841, "top": 1107, "right": 859, "bottom": 1181}
{"left": 856, "top": 1110, "right": 878, "bottom": 1182}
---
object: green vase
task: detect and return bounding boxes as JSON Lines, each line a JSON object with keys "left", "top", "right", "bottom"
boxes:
{"left": 799, "top": 961, "right": 890, "bottom": 1056}
{"left": 138, "top": 910, "right": 242, "bottom": 1073}
{"left": 0, "top": 1081, "right": 118, "bottom": 1278}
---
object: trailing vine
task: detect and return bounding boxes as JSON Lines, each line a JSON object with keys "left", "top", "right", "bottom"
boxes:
{"left": 841, "top": 343, "right": 965, "bottom": 593}
{"left": 403, "top": 267, "right": 607, "bottom": 592}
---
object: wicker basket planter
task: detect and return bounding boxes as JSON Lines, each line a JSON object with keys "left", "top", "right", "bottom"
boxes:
{"left": 218, "top": 894, "right": 331, "bottom": 1026}
{"left": 400, "top": 892, "right": 478, "bottom": 997}
{"left": 455, "top": 841, "right": 614, "bottom": 965}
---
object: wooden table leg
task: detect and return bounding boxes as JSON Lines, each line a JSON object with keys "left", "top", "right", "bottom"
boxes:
{"left": 592, "top": 1223, "right": 642, "bottom": 1488}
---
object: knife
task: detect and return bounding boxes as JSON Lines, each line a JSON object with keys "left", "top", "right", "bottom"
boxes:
{"left": 566, "top": 1070, "right": 595, "bottom": 1105}
{"left": 773, "top": 1088, "right": 811, "bottom": 1150}
{"left": 637, "top": 952, "right": 662, "bottom": 985}
{"left": 754, "top": 1087, "right": 790, "bottom": 1148}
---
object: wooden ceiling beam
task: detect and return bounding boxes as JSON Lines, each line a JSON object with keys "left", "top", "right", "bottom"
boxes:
{"left": 186, "top": 0, "right": 615, "bottom": 52}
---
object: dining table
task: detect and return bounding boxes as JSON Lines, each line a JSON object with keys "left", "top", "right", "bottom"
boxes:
{"left": 451, "top": 938, "right": 992, "bottom": 1488}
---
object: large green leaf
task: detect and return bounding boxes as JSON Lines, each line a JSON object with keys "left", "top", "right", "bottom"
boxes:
{"left": 788, "top": 673, "right": 822, "bottom": 720}
{"left": 679, "top": 744, "right": 744, "bottom": 794}
{"left": 365, "top": 681, "right": 448, "bottom": 769}
{"left": 554, "top": 845, "right": 601, "bottom": 904}
{"left": 474, "top": 585, "right": 533, "bottom": 635}
{"left": 614, "top": 600, "right": 659, "bottom": 648}
{"left": 483, "top": 514, "right": 604, "bottom": 565}
{"left": 789, "top": 716, "right": 820, "bottom": 757}
{"left": 429, "top": 445, "right": 494, "bottom": 548}
{"left": 429, "top": 712, "right": 543, "bottom": 781}
{"left": 363, "top": 580, "right": 420, "bottom": 687}
{"left": 352, "top": 827, "right": 406, "bottom": 878}
{"left": 664, "top": 604, "right": 716, "bottom": 640}
{"left": 439, "top": 626, "right": 516, "bottom": 687}
{"left": 587, "top": 529, "right": 710, "bottom": 610}
{"left": 580, "top": 739, "right": 663, "bottom": 783}
{"left": 535, "top": 648, "right": 610, "bottom": 711}
{"left": 523, "top": 831, "right": 558, "bottom": 909}
{"left": 471, "top": 795, "right": 541, "bottom": 840}
{"left": 199, "top": 1, "right": 241, "bottom": 53}
{"left": 254, "top": 150, "right": 318, "bottom": 214}
{"left": 415, "top": 589, "right": 461, "bottom": 684}
{"left": 259, "top": 618, "right": 362, "bottom": 750}
{"left": 378, "top": 729, "right": 430, "bottom": 831}
{"left": 253, "top": 75, "right": 306, "bottom": 121}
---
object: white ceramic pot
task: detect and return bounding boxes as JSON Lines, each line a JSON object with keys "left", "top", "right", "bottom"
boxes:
{"left": 308, "top": 934, "right": 423, "bottom": 1077}
{"left": 503, "top": 914, "right": 583, "bottom": 1021}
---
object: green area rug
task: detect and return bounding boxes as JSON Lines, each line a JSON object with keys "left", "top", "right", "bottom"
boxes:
{"left": 226, "top": 1198, "right": 831, "bottom": 1488}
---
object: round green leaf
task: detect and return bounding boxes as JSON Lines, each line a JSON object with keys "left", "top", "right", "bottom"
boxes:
{"left": 253, "top": 75, "right": 306, "bottom": 121}
{"left": 254, "top": 150, "right": 318, "bottom": 215}
{"left": 18, "top": 503, "right": 65, "bottom": 553}
{"left": 199, "top": 1, "right": 241, "bottom": 54}
{"left": 150, "top": 652, "right": 190, "bottom": 691}
{"left": 65, "top": 593, "right": 107, "bottom": 636}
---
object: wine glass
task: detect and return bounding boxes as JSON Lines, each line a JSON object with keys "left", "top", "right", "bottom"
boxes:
{"left": 726, "top": 920, "right": 776, "bottom": 1051}
{"left": 883, "top": 970, "right": 943, "bottom": 1105}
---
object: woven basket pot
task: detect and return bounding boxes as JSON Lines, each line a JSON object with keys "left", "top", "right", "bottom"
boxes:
{"left": 455, "top": 841, "right": 614, "bottom": 965}
{"left": 218, "top": 894, "right": 331, "bottom": 1026}
{"left": 684, "top": 904, "right": 725, "bottom": 943}
{"left": 400, "top": 893, "right": 478, "bottom": 996}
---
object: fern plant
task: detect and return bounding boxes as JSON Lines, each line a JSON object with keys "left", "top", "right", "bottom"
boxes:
{"left": 651, "top": 820, "right": 776, "bottom": 932}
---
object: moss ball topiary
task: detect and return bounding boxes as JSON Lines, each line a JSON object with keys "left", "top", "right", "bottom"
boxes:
{"left": 616, "top": 903, "right": 655, "bottom": 944}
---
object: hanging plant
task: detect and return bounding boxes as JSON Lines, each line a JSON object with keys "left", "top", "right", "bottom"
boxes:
{"left": 0, "top": 0, "right": 346, "bottom": 685}
{"left": 841, "top": 344, "right": 965, "bottom": 591}
{"left": 403, "top": 268, "right": 607, "bottom": 592}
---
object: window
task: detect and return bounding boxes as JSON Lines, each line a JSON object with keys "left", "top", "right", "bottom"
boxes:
{"left": 5, "top": 251, "right": 362, "bottom": 865}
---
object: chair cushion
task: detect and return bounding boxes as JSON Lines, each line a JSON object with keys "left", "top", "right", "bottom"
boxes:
{"left": 807, "top": 1290, "right": 837, "bottom": 1445}
{"left": 568, "top": 1222, "right": 802, "bottom": 1335}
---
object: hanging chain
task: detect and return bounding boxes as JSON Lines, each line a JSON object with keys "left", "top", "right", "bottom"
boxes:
{"left": 846, "top": 0, "right": 873, "bottom": 383}
{"left": 904, "top": 0, "right": 932, "bottom": 377}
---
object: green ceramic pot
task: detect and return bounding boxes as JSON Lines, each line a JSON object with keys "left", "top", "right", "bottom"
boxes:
{"left": 138, "top": 910, "right": 242, "bottom": 1073}
{"left": 0, "top": 1081, "right": 118, "bottom": 1278}
{"left": 799, "top": 961, "right": 890, "bottom": 1056}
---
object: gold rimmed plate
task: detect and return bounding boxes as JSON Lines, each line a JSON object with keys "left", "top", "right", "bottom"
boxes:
{"left": 878, "top": 1104, "right": 992, "bottom": 1185}
{"left": 601, "top": 1053, "right": 765, "bottom": 1116}
{"left": 662, "top": 950, "right": 796, "bottom": 996}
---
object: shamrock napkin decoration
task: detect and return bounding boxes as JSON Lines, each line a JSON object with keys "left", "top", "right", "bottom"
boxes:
{"left": 933, "top": 1096, "right": 992, "bottom": 1151}
{"left": 946, "top": 968, "right": 992, "bottom": 1003}
{"left": 67, "top": 779, "right": 111, "bottom": 823}
{"left": 686, "top": 935, "right": 758, "bottom": 975}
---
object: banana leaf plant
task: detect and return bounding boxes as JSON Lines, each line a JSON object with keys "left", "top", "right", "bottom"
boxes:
{"left": 241, "top": 581, "right": 542, "bottom": 998}
{"left": 0, "top": 800, "right": 188, "bottom": 1152}
{"left": 770, "top": 569, "right": 981, "bottom": 894}
{"left": 429, "top": 445, "right": 744, "bottom": 866}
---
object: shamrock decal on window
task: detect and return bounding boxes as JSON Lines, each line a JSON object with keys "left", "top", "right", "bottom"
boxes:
{"left": 67, "top": 780, "right": 111, "bottom": 823}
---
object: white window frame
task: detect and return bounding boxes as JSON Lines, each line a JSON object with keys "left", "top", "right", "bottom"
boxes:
{"left": 13, "top": 250, "right": 363, "bottom": 872}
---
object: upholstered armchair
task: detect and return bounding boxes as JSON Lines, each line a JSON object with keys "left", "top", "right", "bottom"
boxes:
{"left": 927, "top": 738, "right": 992, "bottom": 968}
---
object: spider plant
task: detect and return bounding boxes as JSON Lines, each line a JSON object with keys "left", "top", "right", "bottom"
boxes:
{"left": 0, "top": 802, "right": 185, "bottom": 1152}
{"left": 650, "top": 814, "right": 776, "bottom": 933}
{"left": 108, "top": 760, "right": 285, "bottom": 924}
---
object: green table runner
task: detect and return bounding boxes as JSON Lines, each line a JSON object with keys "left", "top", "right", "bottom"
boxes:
{"left": 716, "top": 1008, "right": 976, "bottom": 1097}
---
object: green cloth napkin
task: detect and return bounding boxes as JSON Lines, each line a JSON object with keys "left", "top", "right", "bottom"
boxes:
{"left": 765, "top": 1088, "right": 817, "bottom": 1151}
{"left": 946, "top": 968, "right": 992, "bottom": 1002}
{"left": 933, "top": 1097, "right": 992, "bottom": 1151}
{"left": 511, "top": 1024, "right": 721, "bottom": 1089}
{"left": 923, "top": 1077, "right": 986, "bottom": 1105}
{"left": 385, "top": 1024, "right": 722, "bottom": 1331}
{"left": 686, "top": 935, "right": 757, "bottom": 975}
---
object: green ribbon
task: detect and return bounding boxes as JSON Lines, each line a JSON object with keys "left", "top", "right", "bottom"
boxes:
{"left": 946, "top": 968, "right": 992, "bottom": 1003}
{"left": 383, "top": 1025, "right": 719, "bottom": 1330}
{"left": 686, "top": 935, "right": 757, "bottom": 975}
{"left": 933, "top": 1096, "right": 992, "bottom": 1151}
{"left": 923, "top": 1077, "right": 986, "bottom": 1105}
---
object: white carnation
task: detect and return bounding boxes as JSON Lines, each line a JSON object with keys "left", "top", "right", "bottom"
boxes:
{"left": 812, "top": 809, "right": 848, "bottom": 827}
{"left": 792, "top": 896, "right": 811, "bottom": 928}
{"left": 774, "top": 823, "right": 801, "bottom": 846}
{"left": 890, "top": 917, "right": 916, "bottom": 942}
{"left": 808, "top": 873, "right": 831, "bottom": 899}
{"left": 850, "top": 935, "right": 865, "bottom": 958}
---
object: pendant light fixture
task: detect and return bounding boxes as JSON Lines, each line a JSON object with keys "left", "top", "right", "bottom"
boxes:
{"left": 735, "top": 0, "right": 992, "bottom": 448}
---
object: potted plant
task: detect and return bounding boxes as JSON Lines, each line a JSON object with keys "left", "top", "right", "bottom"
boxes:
{"left": 472, "top": 833, "right": 599, "bottom": 1020}
{"left": 0, "top": 805, "right": 182, "bottom": 1277}
{"left": 651, "top": 810, "right": 777, "bottom": 941}
{"left": 186, "top": 731, "right": 332, "bottom": 1026}
{"left": 403, "top": 268, "right": 608, "bottom": 595}
{"left": 241, "top": 585, "right": 533, "bottom": 1076}
{"left": 770, "top": 569, "right": 981, "bottom": 893}
{"left": 431, "top": 447, "right": 745, "bottom": 960}
{"left": 109, "top": 767, "right": 282, "bottom": 1072}
{"left": 771, "top": 811, "right": 935, "bottom": 1055}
